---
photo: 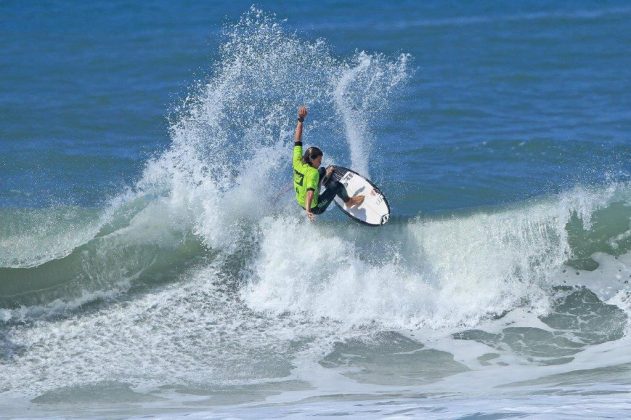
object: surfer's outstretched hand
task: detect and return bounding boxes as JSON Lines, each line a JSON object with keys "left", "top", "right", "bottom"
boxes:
{"left": 298, "top": 106, "right": 308, "bottom": 120}
{"left": 306, "top": 211, "right": 315, "bottom": 222}
{"left": 295, "top": 106, "right": 308, "bottom": 142}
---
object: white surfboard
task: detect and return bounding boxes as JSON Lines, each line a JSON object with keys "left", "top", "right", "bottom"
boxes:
{"left": 332, "top": 166, "right": 390, "bottom": 226}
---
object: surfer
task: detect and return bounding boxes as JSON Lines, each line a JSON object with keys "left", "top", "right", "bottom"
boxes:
{"left": 293, "top": 106, "right": 364, "bottom": 221}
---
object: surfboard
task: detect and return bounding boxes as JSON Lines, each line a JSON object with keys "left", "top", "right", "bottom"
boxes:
{"left": 331, "top": 166, "right": 390, "bottom": 226}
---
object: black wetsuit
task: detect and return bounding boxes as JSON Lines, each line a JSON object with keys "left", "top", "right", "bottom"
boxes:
{"left": 309, "top": 167, "right": 350, "bottom": 214}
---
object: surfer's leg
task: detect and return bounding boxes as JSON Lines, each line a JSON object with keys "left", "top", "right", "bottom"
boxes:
{"left": 333, "top": 181, "right": 350, "bottom": 202}
{"left": 319, "top": 169, "right": 350, "bottom": 202}
{"left": 312, "top": 178, "right": 351, "bottom": 214}
{"left": 324, "top": 177, "right": 350, "bottom": 202}
{"left": 312, "top": 188, "right": 335, "bottom": 214}
{"left": 311, "top": 167, "right": 335, "bottom": 214}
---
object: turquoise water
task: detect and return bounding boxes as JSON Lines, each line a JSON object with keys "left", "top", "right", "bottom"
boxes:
{"left": 2, "top": 1, "right": 631, "bottom": 417}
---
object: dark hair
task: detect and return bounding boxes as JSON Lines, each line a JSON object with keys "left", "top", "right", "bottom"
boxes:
{"left": 302, "top": 146, "right": 323, "bottom": 166}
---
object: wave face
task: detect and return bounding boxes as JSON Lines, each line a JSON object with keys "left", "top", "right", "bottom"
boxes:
{"left": 2, "top": 7, "right": 631, "bottom": 417}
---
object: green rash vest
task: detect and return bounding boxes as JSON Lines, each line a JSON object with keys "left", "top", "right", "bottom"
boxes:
{"left": 293, "top": 143, "right": 320, "bottom": 208}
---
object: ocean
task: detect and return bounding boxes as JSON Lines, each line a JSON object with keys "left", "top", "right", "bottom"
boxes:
{"left": 2, "top": 1, "right": 631, "bottom": 417}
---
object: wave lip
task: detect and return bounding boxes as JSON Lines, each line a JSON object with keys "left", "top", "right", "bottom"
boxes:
{"left": 0, "top": 207, "right": 103, "bottom": 269}
{"left": 0, "top": 194, "right": 204, "bottom": 319}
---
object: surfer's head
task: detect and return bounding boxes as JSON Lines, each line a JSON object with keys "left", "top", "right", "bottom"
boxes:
{"left": 303, "top": 146, "right": 323, "bottom": 168}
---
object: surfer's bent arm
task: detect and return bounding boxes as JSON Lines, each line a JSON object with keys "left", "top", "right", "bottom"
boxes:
{"left": 305, "top": 190, "right": 315, "bottom": 221}
{"left": 322, "top": 165, "right": 334, "bottom": 185}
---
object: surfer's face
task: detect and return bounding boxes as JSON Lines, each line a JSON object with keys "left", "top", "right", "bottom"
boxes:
{"left": 312, "top": 155, "right": 322, "bottom": 168}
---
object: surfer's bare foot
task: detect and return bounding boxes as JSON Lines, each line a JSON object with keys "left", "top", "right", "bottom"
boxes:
{"left": 345, "top": 195, "right": 364, "bottom": 208}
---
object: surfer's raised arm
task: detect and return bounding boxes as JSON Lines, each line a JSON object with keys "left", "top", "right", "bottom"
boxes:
{"left": 294, "top": 106, "right": 308, "bottom": 143}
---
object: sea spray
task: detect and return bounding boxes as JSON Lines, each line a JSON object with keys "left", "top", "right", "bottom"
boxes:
{"left": 333, "top": 52, "right": 409, "bottom": 176}
{"left": 0, "top": 8, "right": 409, "bottom": 317}
{"left": 157, "top": 8, "right": 409, "bottom": 250}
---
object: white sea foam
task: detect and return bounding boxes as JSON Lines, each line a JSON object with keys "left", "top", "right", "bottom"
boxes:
{"left": 243, "top": 183, "right": 630, "bottom": 330}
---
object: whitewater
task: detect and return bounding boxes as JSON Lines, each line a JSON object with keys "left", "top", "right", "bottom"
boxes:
{"left": 2, "top": 6, "right": 631, "bottom": 418}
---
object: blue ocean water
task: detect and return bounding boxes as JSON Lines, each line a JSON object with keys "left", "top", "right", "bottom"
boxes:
{"left": 2, "top": 1, "right": 631, "bottom": 417}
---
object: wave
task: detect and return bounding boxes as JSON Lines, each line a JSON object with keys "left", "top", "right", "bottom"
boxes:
{"left": 2, "top": 183, "right": 631, "bottom": 399}
{"left": 3, "top": 180, "right": 630, "bottom": 325}
{"left": 0, "top": 194, "right": 205, "bottom": 316}
{"left": 2, "top": 9, "right": 630, "bottom": 334}
{"left": 243, "top": 183, "right": 631, "bottom": 329}
{"left": 2, "top": 10, "right": 631, "bottom": 406}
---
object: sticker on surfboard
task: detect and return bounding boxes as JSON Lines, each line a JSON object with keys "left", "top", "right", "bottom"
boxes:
{"left": 331, "top": 166, "right": 390, "bottom": 226}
